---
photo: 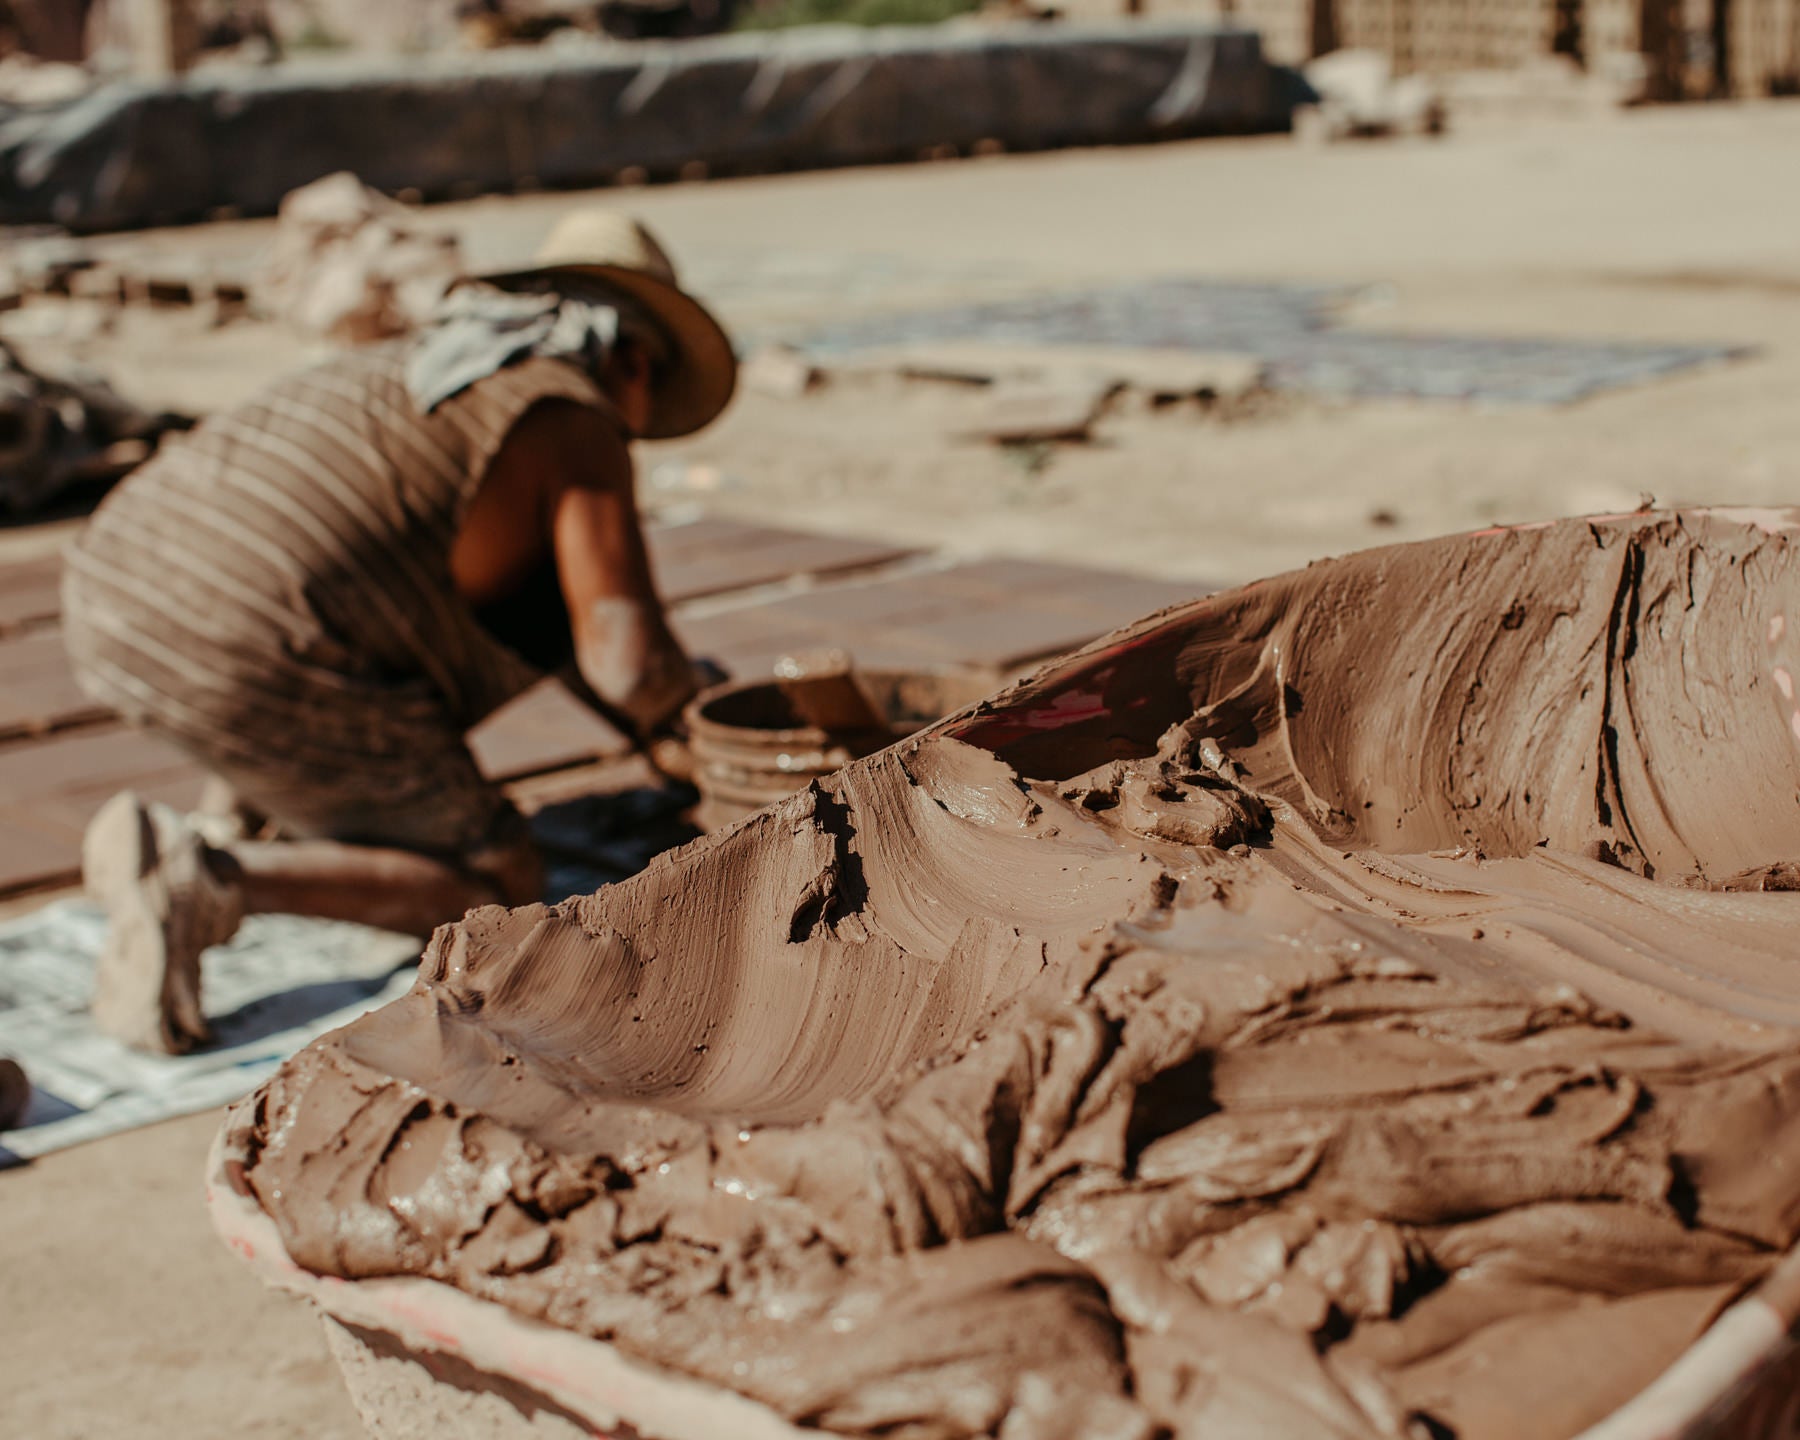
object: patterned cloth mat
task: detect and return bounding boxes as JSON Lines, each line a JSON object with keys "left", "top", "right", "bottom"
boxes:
{"left": 0, "top": 784, "right": 701, "bottom": 1166}
{"left": 796, "top": 278, "right": 1748, "bottom": 406}
{"left": 0, "top": 900, "right": 420, "bottom": 1166}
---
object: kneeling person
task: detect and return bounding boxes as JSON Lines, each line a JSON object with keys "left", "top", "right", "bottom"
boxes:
{"left": 64, "top": 211, "right": 736, "bottom": 1053}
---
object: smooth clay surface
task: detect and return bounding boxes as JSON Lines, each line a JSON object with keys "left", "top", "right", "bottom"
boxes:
{"left": 231, "top": 510, "right": 1800, "bottom": 1440}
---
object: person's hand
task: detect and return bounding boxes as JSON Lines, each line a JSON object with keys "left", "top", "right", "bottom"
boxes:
{"left": 645, "top": 731, "right": 697, "bottom": 784}
{"left": 625, "top": 636, "right": 702, "bottom": 737}
{"left": 574, "top": 596, "right": 704, "bottom": 740}
{"left": 641, "top": 658, "right": 730, "bottom": 784}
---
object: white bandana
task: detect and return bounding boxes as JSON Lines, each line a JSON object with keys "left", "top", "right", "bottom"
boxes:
{"left": 404, "top": 284, "right": 625, "bottom": 414}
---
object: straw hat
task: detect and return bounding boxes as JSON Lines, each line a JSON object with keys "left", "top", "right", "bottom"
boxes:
{"left": 481, "top": 209, "right": 736, "bottom": 440}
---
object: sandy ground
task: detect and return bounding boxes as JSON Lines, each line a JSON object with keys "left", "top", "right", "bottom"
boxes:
{"left": 2, "top": 1110, "right": 364, "bottom": 1438}
{"left": 14, "top": 102, "right": 1800, "bottom": 590}
{"left": 4, "top": 98, "right": 1800, "bottom": 1438}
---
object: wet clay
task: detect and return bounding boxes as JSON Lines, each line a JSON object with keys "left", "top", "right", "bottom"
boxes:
{"left": 229, "top": 511, "right": 1800, "bottom": 1440}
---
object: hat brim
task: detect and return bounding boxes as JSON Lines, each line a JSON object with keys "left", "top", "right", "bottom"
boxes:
{"left": 476, "top": 262, "right": 737, "bottom": 440}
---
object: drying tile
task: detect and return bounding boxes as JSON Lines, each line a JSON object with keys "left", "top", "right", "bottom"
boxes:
{"left": 468, "top": 679, "right": 630, "bottom": 784}
{"left": 0, "top": 554, "right": 63, "bottom": 632}
{"left": 0, "top": 626, "right": 102, "bottom": 739}
{"left": 648, "top": 517, "right": 913, "bottom": 604}
{"left": 0, "top": 806, "right": 80, "bottom": 894}
{"left": 0, "top": 724, "right": 204, "bottom": 807}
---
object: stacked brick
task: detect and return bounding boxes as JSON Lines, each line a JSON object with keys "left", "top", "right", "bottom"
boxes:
{"left": 1214, "top": 0, "right": 1798, "bottom": 93}
{"left": 1726, "top": 0, "right": 1800, "bottom": 94}
{"left": 1355, "top": 0, "right": 1562, "bottom": 71}
{"left": 1253, "top": 0, "right": 1319, "bottom": 63}
{"left": 1583, "top": 0, "right": 1650, "bottom": 74}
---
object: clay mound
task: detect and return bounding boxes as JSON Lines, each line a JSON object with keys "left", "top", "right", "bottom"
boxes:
{"left": 230, "top": 510, "right": 1800, "bottom": 1440}
{"left": 964, "top": 507, "right": 1800, "bottom": 884}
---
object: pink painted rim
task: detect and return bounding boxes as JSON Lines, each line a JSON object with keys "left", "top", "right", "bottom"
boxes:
{"left": 206, "top": 1122, "right": 811, "bottom": 1440}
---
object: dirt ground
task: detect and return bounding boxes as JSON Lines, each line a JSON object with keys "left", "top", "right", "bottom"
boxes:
{"left": 4, "top": 98, "right": 1800, "bottom": 1438}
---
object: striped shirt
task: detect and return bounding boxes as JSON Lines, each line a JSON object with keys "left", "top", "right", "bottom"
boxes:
{"left": 61, "top": 344, "right": 610, "bottom": 844}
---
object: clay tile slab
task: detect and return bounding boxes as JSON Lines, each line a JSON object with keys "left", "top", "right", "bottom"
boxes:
{"left": 647, "top": 519, "right": 913, "bottom": 604}
{"left": 672, "top": 560, "right": 1207, "bottom": 681}
{"left": 0, "top": 726, "right": 206, "bottom": 892}
{"left": 0, "top": 627, "right": 104, "bottom": 740}
{"left": 0, "top": 725, "right": 203, "bottom": 808}
{"left": 0, "top": 807, "right": 80, "bottom": 893}
{"left": 0, "top": 555, "right": 64, "bottom": 633}
{"left": 469, "top": 679, "right": 631, "bottom": 784}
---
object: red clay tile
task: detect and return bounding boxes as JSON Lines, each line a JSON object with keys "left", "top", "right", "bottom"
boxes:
{"left": 0, "top": 626, "right": 104, "bottom": 740}
{"left": 0, "top": 724, "right": 207, "bottom": 892}
{"left": 0, "top": 804, "right": 82, "bottom": 892}
{"left": 0, "top": 724, "right": 202, "bottom": 805}
{"left": 0, "top": 554, "right": 63, "bottom": 633}
{"left": 468, "top": 679, "right": 630, "bottom": 783}
{"left": 648, "top": 518, "right": 913, "bottom": 604}
{"left": 675, "top": 561, "right": 1205, "bottom": 679}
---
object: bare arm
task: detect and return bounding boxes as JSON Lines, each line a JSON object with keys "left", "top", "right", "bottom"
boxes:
{"left": 546, "top": 406, "right": 698, "bottom": 738}
{"left": 453, "top": 399, "right": 699, "bottom": 740}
